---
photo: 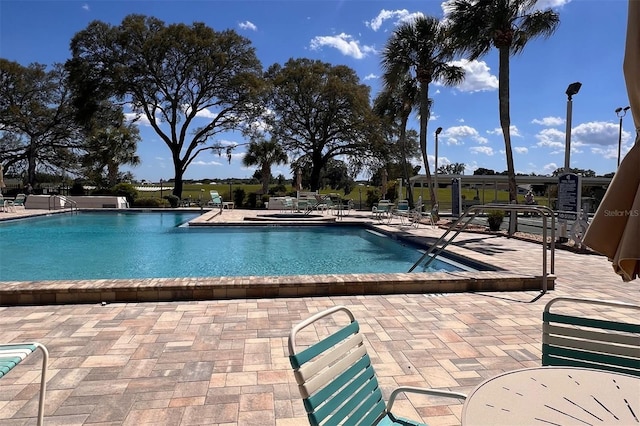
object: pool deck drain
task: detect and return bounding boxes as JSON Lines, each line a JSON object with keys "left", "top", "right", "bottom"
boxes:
{"left": 0, "top": 208, "right": 554, "bottom": 305}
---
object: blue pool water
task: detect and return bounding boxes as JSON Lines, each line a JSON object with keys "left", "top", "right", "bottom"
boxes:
{"left": 0, "top": 212, "right": 466, "bottom": 281}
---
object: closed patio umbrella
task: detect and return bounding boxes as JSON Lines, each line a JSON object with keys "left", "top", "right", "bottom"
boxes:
{"left": 0, "top": 164, "right": 5, "bottom": 192}
{"left": 381, "top": 169, "right": 387, "bottom": 199}
{"left": 583, "top": 0, "right": 640, "bottom": 282}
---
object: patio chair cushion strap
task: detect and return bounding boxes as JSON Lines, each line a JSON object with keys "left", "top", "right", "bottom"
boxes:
{"left": 0, "top": 344, "right": 37, "bottom": 378}
{"left": 290, "top": 321, "right": 359, "bottom": 369}
{"left": 544, "top": 312, "right": 640, "bottom": 334}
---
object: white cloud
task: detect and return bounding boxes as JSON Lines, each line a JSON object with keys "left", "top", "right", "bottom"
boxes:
{"left": 193, "top": 159, "right": 224, "bottom": 167}
{"left": 238, "top": 21, "right": 257, "bottom": 31}
{"left": 470, "top": 146, "right": 494, "bottom": 156}
{"left": 535, "top": 128, "right": 565, "bottom": 149}
{"left": 532, "top": 116, "right": 564, "bottom": 127}
{"left": 543, "top": 162, "right": 559, "bottom": 174}
{"left": 487, "top": 125, "right": 521, "bottom": 137}
{"left": 196, "top": 108, "right": 218, "bottom": 119}
{"left": 309, "top": 33, "right": 376, "bottom": 59}
{"left": 363, "top": 73, "right": 378, "bottom": 81}
{"left": 443, "top": 125, "right": 489, "bottom": 145}
{"left": 82, "top": 3, "right": 89, "bottom": 11}
{"left": 535, "top": 0, "right": 572, "bottom": 10}
{"left": 572, "top": 121, "right": 627, "bottom": 147}
{"left": 514, "top": 146, "right": 529, "bottom": 154}
{"left": 365, "top": 9, "right": 424, "bottom": 31}
{"left": 125, "top": 112, "right": 151, "bottom": 127}
{"left": 443, "top": 59, "right": 498, "bottom": 93}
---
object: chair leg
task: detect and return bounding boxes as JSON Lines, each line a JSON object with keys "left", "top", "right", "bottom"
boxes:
{"left": 34, "top": 343, "right": 49, "bottom": 426}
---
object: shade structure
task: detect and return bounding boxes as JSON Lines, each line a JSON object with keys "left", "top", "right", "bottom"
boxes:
{"left": 582, "top": 0, "right": 640, "bottom": 282}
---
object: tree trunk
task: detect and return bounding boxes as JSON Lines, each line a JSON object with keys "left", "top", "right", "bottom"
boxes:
{"left": 419, "top": 82, "right": 436, "bottom": 207}
{"left": 400, "top": 114, "right": 414, "bottom": 207}
{"left": 107, "top": 162, "right": 118, "bottom": 187}
{"left": 261, "top": 164, "right": 270, "bottom": 196}
{"left": 309, "top": 151, "right": 323, "bottom": 192}
{"left": 26, "top": 142, "right": 37, "bottom": 186}
{"left": 172, "top": 161, "right": 184, "bottom": 198}
{"left": 498, "top": 47, "right": 518, "bottom": 235}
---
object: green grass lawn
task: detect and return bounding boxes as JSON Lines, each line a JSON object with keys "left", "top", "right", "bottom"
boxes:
{"left": 139, "top": 183, "right": 548, "bottom": 210}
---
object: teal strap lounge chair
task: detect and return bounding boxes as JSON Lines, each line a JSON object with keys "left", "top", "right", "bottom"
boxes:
{"left": 12, "top": 193, "right": 27, "bottom": 208}
{"left": 281, "top": 197, "right": 295, "bottom": 213}
{"left": 372, "top": 200, "right": 392, "bottom": 221}
{"left": 542, "top": 297, "right": 640, "bottom": 377}
{"left": 0, "top": 342, "right": 49, "bottom": 425}
{"left": 288, "top": 306, "right": 466, "bottom": 426}
{"left": 0, "top": 194, "right": 14, "bottom": 212}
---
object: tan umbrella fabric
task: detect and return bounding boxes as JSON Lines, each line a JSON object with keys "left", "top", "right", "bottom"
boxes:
{"left": 583, "top": 0, "right": 640, "bottom": 281}
{"left": 624, "top": 0, "right": 640, "bottom": 133}
{"left": 583, "top": 144, "right": 640, "bottom": 281}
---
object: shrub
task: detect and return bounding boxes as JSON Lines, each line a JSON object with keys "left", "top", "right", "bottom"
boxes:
{"left": 366, "top": 189, "right": 381, "bottom": 210}
{"left": 487, "top": 210, "right": 505, "bottom": 231}
{"left": 70, "top": 182, "right": 85, "bottom": 196}
{"left": 111, "top": 183, "right": 138, "bottom": 205}
{"left": 233, "top": 188, "right": 245, "bottom": 208}
{"left": 247, "top": 192, "right": 258, "bottom": 208}
{"left": 132, "top": 198, "right": 163, "bottom": 208}
{"left": 163, "top": 194, "right": 180, "bottom": 208}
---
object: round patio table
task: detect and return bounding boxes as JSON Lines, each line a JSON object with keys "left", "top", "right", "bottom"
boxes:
{"left": 462, "top": 366, "right": 640, "bottom": 425}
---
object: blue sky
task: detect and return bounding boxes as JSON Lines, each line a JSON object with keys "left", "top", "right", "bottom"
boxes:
{"left": 0, "top": 0, "right": 634, "bottom": 182}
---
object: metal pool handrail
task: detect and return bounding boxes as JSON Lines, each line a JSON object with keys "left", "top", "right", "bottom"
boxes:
{"left": 408, "top": 204, "right": 556, "bottom": 293}
{"left": 48, "top": 194, "right": 78, "bottom": 213}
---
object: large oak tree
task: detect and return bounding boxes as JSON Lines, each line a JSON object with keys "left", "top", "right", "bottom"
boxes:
{"left": 66, "top": 14, "right": 265, "bottom": 197}
{"left": 0, "top": 59, "right": 82, "bottom": 185}
{"left": 264, "top": 58, "right": 383, "bottom": 191}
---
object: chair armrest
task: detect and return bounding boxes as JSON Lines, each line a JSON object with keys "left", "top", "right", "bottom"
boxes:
{"left": 386, "top": 386, "right": 466, "bottom": 412}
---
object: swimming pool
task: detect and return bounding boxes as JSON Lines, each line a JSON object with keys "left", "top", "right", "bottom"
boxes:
{"left": 0, "top": 212, "right": 470, "bottom": 281}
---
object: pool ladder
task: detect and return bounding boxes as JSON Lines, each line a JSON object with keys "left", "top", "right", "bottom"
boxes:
{"left": 48, "top": 195, "right": 78, "bottom": 214}
{"left": 408, "top": 204, "right": 556, "bottom": 293}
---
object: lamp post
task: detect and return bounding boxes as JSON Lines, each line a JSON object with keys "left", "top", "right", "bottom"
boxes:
{"left": 358, "top": 184, "right": 363, "bottom": 211}
{"left": 564, "top": 82, "right": 582, "bottom": 173}
{"left": 615, "top": 106, "right": 630, "bottom": 168}
{"left": 434, "top": 127, "right": 443, "bottom": 204}
{"left": 160, "top": 178, "right": 164, "bottom": 201}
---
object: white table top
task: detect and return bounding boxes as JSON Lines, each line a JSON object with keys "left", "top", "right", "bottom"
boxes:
{"left": 462, "top": 366, "right": 640, "bottom": 425}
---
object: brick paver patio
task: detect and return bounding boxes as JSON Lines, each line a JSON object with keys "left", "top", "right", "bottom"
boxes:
{"left": 0, "top": 208, "right": 637, "bottom": 425}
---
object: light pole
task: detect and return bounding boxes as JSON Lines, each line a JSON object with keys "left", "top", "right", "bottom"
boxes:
{"left": 434, "top": 127, "right": 443, "bottom": 204}
{"left": 358, "top": 184, "right": 363, "bottom": 210}
{"left": 615, "top": 106, "right": 630, "bottom": 168}
{"left": 564, "top": 82, "right": 582, "bottom": 173}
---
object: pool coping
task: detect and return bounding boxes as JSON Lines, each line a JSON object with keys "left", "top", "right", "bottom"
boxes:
{"left": 0, "top": 208, "right": 555, "bottom": 306}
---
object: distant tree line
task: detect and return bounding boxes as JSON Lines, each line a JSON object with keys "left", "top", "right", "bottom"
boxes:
{"left": 1, "top": 0, "right": 568, "bottom": 217}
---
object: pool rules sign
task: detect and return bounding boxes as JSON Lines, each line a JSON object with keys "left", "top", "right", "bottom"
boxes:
{"left": 557, "top": 173, "right": 581, "bottom": 242}
{"left": 557, "top": 173, "right": 582, "bottom": 220}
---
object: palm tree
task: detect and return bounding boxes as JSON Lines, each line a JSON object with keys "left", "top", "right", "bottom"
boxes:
{"left": 381, "top": 15, "right": 465, "bottom": 208}
{"left": 447, "top": 0, "right": 560, "bottom": 233}
{"left": 242, "top": 136, "right": 288, "bottom": 195}
{"left": 83, "top": 123, "right": 141, "bottom": 187}
{"left": 373, "top": 75, "right": 420, "bottom": 206}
